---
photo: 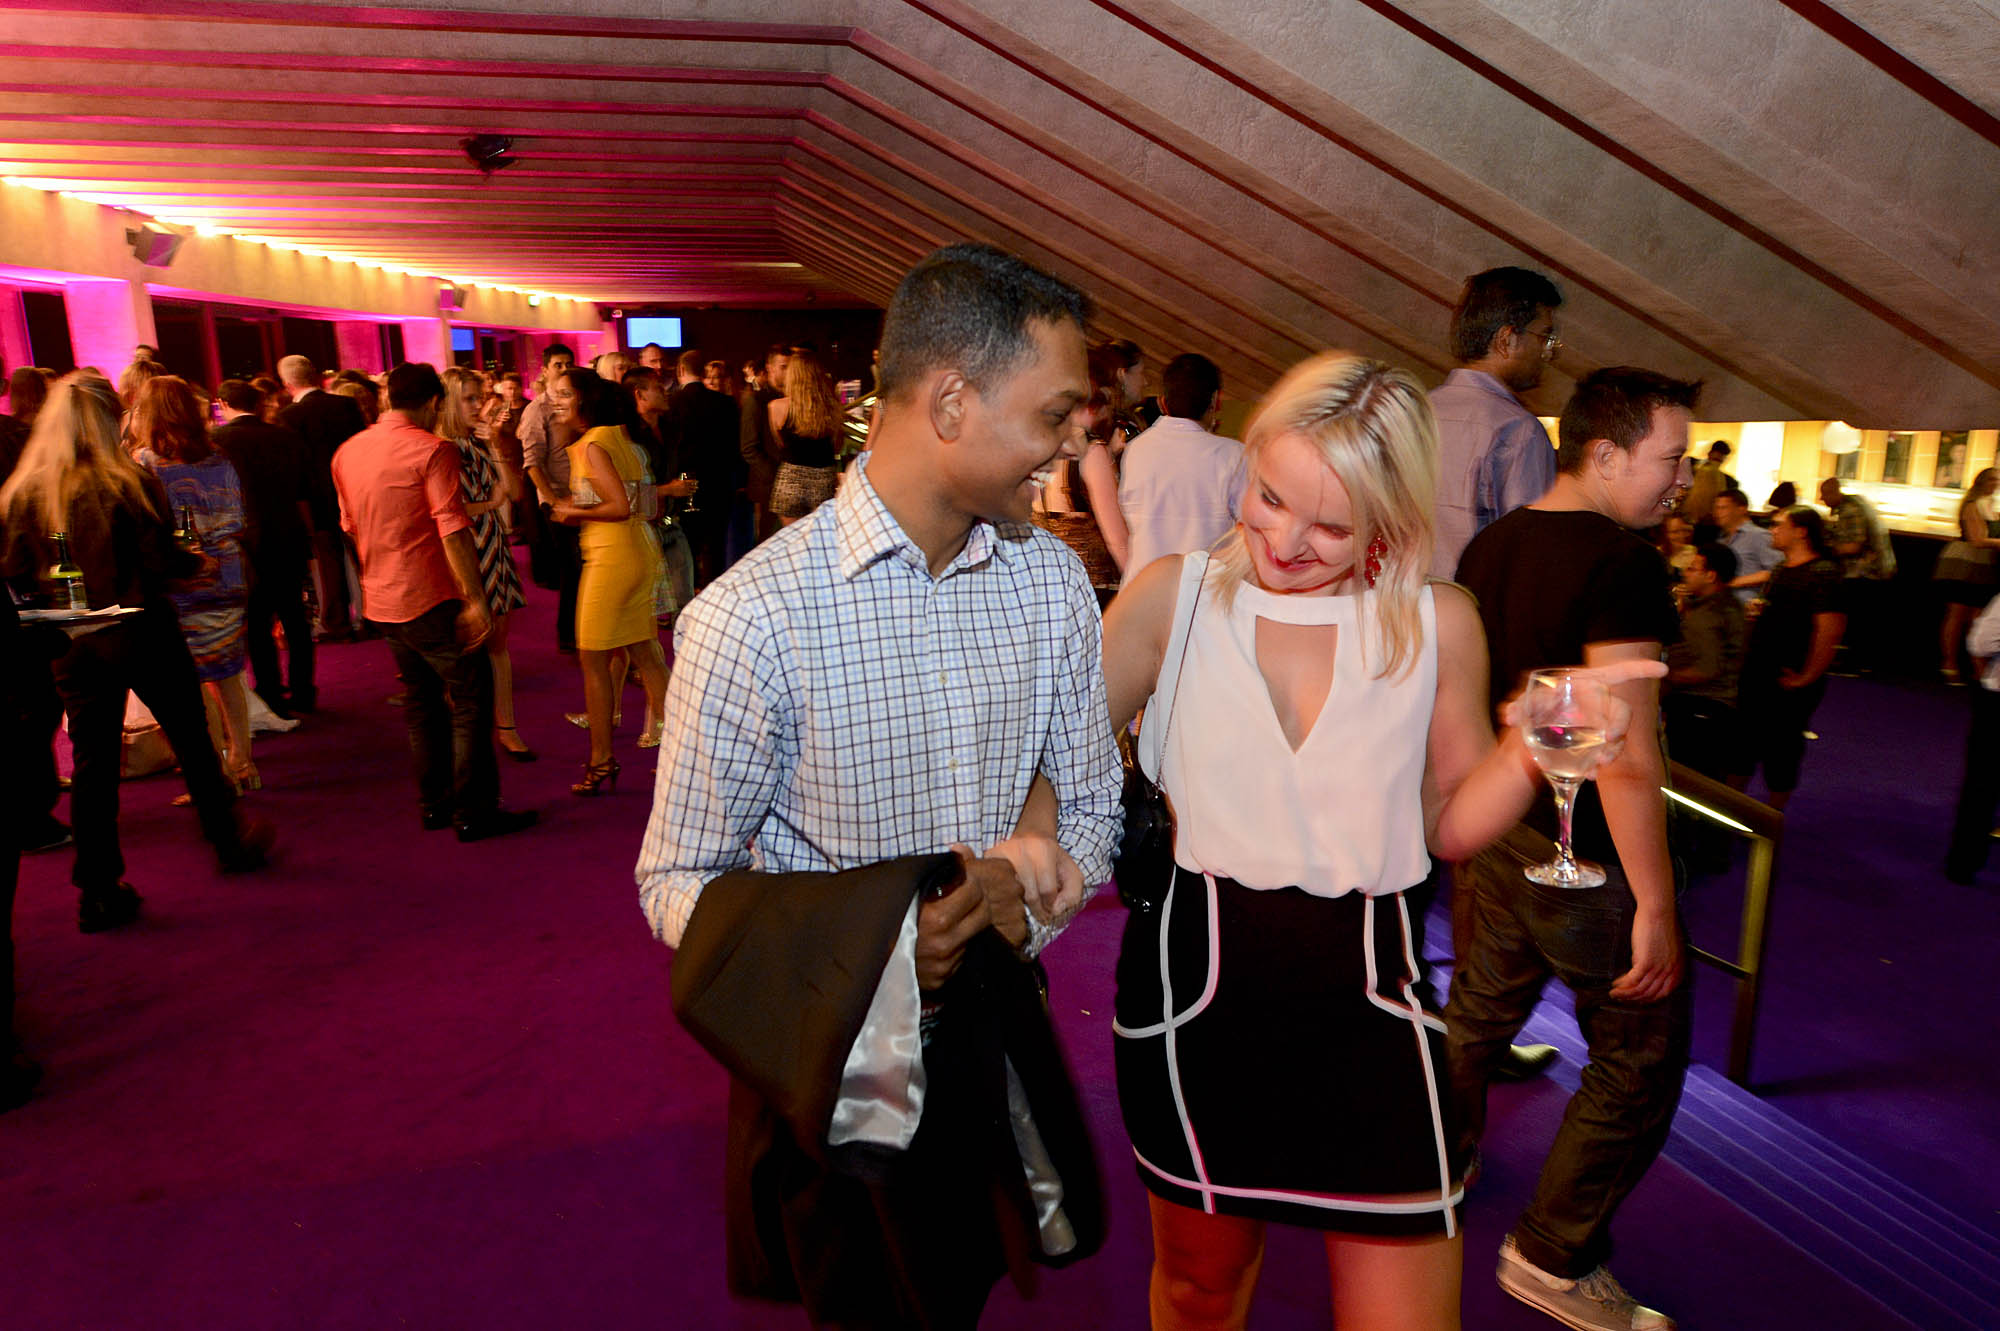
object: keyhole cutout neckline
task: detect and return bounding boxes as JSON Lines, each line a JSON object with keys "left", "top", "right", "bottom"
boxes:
{"left": 1234, "top": 579, "right": 1357, "bottom": 757}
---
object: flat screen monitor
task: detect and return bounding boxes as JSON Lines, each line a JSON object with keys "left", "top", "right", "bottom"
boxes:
{"left": 450, "top": 326, "right": 476, "bottom": 352}
{"left": 625, "top": 315, "right": 683, "bottom": 350}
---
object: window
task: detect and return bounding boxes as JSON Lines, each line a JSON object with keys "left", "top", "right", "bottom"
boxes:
{"left": 1881, "top": 432, "right": 1912, "bottom": 484}
{"left": 1935, "top": 432, "right": 1969, "bottom": 490}
{"left": 22, "top": 289, "right": 75, "bottom": 373}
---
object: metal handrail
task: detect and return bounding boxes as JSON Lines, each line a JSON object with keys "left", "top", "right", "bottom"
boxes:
{"left": 1664, "top": 761, "right": 1782, "bottom": 1085}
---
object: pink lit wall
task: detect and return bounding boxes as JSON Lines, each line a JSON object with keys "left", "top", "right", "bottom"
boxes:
{"left": 0, "top": 287, "right": 31, "bottom": 393}
{"left": 334, "top": 321, "right": 385, "bottom": 374}
{"left": 63, "top": 280, "right": 158, "bottom": 381}
{"left": 399, "top": 319, "right": 449, "bottom": 371}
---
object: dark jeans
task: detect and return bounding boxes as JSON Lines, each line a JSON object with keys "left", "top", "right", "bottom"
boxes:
{"left": 1445, "top": 826, "right": 1693, "bottom": 1278}
{"left": 1947, "top": 685, "right": 2000, "bottom": 880}
{"left": 13, "top": 652, "right": 63, "bottom": 824}
{"left": 1738, "top": 676, "right": 1826, "bottom": 793}
{"left": 546, "top": 521, "right": 581, "bottom": 653}
{"left": 1662, "top": 692, "right": 1741, "bottom": 782}
{"left": 686, "top": 512, "right": 730, "bottom": 590}
{"left": 375, "top": 600, "right": 498, "bottom": 823}
{"left": 1839, "top": 575, "right": 1889, "bottom": 674}
{"left": 3, "top": 619, "right": 34, "bottom": 1047}
{"left": 51, "top": 604, "right": 242, "bottom": 891}
{"left": 246, "top": 554, "right": 315, "bottom": 708}
{"left": 311, "top": 528, "right": 351, "bottom": 635}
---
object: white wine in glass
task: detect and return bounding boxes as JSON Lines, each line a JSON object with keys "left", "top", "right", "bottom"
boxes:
{"left": 1520, "top": 668, "right": 1612, "bottom": 887}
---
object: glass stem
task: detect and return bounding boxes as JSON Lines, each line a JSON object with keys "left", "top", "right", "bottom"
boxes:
{"left": 1550, "top": 776, "right": 1582, "bottom": 871}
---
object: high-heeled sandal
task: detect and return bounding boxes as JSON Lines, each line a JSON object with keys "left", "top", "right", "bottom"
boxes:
{"left": 496, "top": 726, "right": 538, "bottom": 763}
{"left": 636, "top": 716, "right": 664, "bottom": 749}
{"left": 566, "top": 710, "right": 621, "bottom": 730}
{"left": 571, "top": 757, "right": 621, "bottom": 796}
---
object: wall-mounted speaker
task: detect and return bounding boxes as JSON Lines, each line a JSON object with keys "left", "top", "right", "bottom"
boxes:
{"left": 125, "top": 225, "right": 185, "bottom": 268}
{"left": 439, "top": 286, "right": 465, "bottom": 313}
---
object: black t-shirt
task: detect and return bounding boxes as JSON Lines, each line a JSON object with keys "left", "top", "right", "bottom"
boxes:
{"left": 1455, "top": 507, "right": 1679, "bottom": 864}
{"left": 1742, "top": 557, "right": 1844, "bottom": 692}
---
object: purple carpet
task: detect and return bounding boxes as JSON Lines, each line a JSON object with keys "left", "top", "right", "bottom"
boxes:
{"left": 4, "top": 578, "right": 1993, "bottom": 1329}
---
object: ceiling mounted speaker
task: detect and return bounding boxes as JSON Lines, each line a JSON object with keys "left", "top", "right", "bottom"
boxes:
{"left": 459, "top": 134, "right": 518, "bottom": 174}
{"left": 125, "top": 224, "right": 185, "bottom": 267}
{"left": 440, "top": 286, "right": 465, "bottom": 313}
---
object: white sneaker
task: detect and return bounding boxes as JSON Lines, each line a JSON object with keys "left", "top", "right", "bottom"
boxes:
{"left": 1496, "top": 1236, "right": 1675, "bottom": 1331}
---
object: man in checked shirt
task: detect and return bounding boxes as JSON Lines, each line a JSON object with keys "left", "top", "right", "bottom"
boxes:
{"left": 636, "top": 243, "right": 1123, "bottom": 1324}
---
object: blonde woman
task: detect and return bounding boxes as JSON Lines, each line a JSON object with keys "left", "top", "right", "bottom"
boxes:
{"left": 0, "top": 374, "right": 271, "bottom": 931}
{"left": 1097, "top": 353, "right": 1647, "bottom": 1329}
{"left": 766, "top": 348, "right": 842, "bottom": 523}
{"left": 115, "top": 358, "right": 167, "bottom": 416}
{"left": 439, "top": 367, "right": 533, "bottom": 760}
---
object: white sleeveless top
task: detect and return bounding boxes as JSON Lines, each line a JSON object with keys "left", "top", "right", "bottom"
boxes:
{"left": 1158, "top": 564, "right": 1438, "bottom": 898}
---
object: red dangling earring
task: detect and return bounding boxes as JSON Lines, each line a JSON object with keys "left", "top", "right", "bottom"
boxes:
{"left": 1364, "top": 534, "right": 1388, "bottom": 589}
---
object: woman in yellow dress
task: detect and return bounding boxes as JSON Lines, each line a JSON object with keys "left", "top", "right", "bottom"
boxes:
{"left": 545, "top": 366, "right": 668, "bottom": 796}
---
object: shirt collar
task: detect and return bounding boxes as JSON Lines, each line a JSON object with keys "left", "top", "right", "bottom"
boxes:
{"left": 1445, "top": 367, "right": 1526, "bottom": 404}
{"left": 834, "top": 453, "right": 1008, "bottom": 581}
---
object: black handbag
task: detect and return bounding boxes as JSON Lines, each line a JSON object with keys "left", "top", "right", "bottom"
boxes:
{"left": 1113, "top": 555, "right": 1206, "bottom": 913}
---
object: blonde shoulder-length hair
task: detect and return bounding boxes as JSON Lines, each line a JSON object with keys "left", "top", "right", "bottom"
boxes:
{"left": 1210, "top": 351, "right": 1439, "bottom": 680}
{"left": 436, "top": 366, "right": 487, "bottom": 449}
{"left": 0, "top": 371, "right": 161, "bottom": 536}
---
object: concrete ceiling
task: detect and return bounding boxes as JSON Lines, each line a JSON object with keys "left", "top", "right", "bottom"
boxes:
{"left": 1, "top": 0, "right": 1996, "bottom": 425}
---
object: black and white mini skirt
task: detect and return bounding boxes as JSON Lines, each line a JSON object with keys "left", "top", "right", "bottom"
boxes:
{"left": 1113, "top": 866, "right": 1466, "bottom": 1237}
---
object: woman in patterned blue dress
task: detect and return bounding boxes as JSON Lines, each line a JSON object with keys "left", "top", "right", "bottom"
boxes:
{"left": 128, "top": 376, "right": 257, "bottom": 790}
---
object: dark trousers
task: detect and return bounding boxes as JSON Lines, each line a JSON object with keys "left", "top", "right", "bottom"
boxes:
{"left": 1445, "top": 826, "right": 1693, "bottom": 1278}
{"left": 1947, "top": 685, "right": 2000, "bottom": 880}
{"left": 310, "top": 528, "right": 351, "bottom": 635}
{"left": 547, "top": 522, "right": 582, "bottom": 653}
{"left": 246, "top": 554, "right": 315, "bottom": 709}
{"left": 1738, "top": 676, "right": 1827, "bottom": 794}
{"left": 1, "top": 840, "right": 16, "bottom": 1054}
{"left": 3, "top": 637, "right": 32, "bottom": 1049}
{"left": 1662, "top": 693, "right": 1741, "bottom": 783}
{"left": 13, "top": 656, "right": 63, "bottom": 825}
{"left": 51, "top": 605, "right": 241, "bottom": 891}
{"left": 686, "top": 514, "right": 730, "bottom": 590}
{"left": 1839, "top": 576, "right": 1889, "bottom": 674}
{"left": 375, "top": 600, "right": 498, "bottom": 823}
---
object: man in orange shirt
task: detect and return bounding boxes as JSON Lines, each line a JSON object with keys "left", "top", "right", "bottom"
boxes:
{"left": 333, "top": 363, "right": 536, "bottom": 842}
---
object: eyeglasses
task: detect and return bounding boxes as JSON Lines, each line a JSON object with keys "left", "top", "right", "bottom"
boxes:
{"left": 1529, "top": 329, "right": 1563, "bottom": 359}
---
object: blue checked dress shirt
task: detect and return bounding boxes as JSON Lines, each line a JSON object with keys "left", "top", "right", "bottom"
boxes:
{"left": 636, "top": 453, "right": 1123, "bottom": 951}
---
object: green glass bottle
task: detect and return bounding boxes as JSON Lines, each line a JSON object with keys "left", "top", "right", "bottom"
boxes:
{"left": 51, "top": 531, "right": 88, "bottom": 611}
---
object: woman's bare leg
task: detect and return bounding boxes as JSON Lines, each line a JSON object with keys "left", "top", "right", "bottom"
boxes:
{"left": 628, "top": 637, "right": 669, "bottom": 739}
{"left": 214, "top": 673, "right": 254, "bottom": 787}
{"left": 1325, "top": 1231, "right": 1461, "bottom": 1331}
{"left": 577, "top": 648, "right": 616, "bottom": 768}
{"left": 488, "top": 614, "right": 530, "bottom": 753}
{"left": 1148, "top": 1193, "right": 1265, "bottom": 1330}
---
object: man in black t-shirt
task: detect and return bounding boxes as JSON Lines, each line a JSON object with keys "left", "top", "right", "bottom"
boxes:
{"left": 1734, "top": 505, "right": 1846, "bottom": 812}
{"left": 1449, "top": 368, "right": 1697, "bottom": 1331}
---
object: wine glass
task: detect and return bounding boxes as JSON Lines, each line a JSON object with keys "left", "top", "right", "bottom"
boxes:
{"left": 678, "top": 472, "right": 699, "bottom": 515}
{"left": 1518, "top": 668, "right": 1613, "bottom": 888}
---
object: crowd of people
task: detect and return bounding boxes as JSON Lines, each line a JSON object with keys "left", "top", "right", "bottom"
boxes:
{"left": 0, "top": 239, "right": 1972, "bottom": 1331}
{"left": 0, "top": 334, "right": 866, "bottom": 1107}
